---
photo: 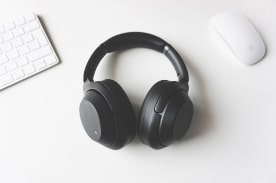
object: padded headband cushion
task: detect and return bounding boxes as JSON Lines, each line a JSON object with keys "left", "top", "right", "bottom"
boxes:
{"left": 83, "top": 32, "right": 189, "bottom": 84}
{"left": 104, "top": 32, "right": 166, "bottom": 52}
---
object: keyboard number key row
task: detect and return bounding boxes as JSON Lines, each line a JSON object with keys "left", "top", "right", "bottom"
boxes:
{"left": 15, "top": 17, "right": 26, "bottom": 26}
{"left": 0, "top": 13, "right": 35, "bottom": 36}
{"left": 23, "top": 21, "right": 39, "bottom": 32}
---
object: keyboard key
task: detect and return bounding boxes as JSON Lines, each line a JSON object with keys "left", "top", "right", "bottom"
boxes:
{"left": 16, "top": 57, "right": 29, "bottom": 66}
{"left": 28, "top": 40, "right": 40, "bottom": 51}
{"left": 11, "top": 37, "right": 23, "bottom": 47}
{"left": 2, "top": 42, "right": 13, "bottom": 52}
{"left": 0, "top": 26, "right": 5, "bottom": 33}
{"left": 33, "top": 59, "right": 46, "bottom": 70}
{"left": 15, "top": 17, "right": 26, "bottom": 26}
{"left": 23, "top": 21, "right": 39, "bottom": 32}
{"left": 22, "top": 64, "right": 35, "bottom": 75}
{"left": 5, "top": 61, "right": 18, "bottom": 71}
{"left": 12, "top": 27, "right": 24, "bottom": 37}
{"left": 27, "top": 46, "right": 51, "bottom": 61}
{"left": 0, "top": 55, "right": 9, "bottom": 64}
{"left": 2, "top": 31, "right": 14, "bottom": 41}
{"left": 44, "top": 55, "right": 57, "bottom": 66}
{"left": 0, "top": 66, "right": 6, "bottom": 75}
{"left": 32, "top": 29, "right": 43, "bottom": 38}
{"left": 24, "top": 13, "right": 36, "bottom": 22}
{"left": 32, "top": 29, "right": 48, "bottom": 46}
{"left": 38, "top": 37, "right": 48, "bottom": 46}
{"left": 5, "top": 21, "right": 16, "bottom": 30}
{"left": 17, "top": 45, "right": 30, "bottom": 55}
{"left": 12, "top": 69, "right": 25, "bottom": 80}
{"left": 0, "top": 74, "right": 14, "bottom": 86}
{"left": 22, "top": 33, "right": 33, "bottom": 43}
{"left": 7, "top": 50, "right": 19, "bottom": 60}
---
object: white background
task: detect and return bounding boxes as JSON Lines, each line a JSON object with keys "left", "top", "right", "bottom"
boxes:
{"left": 0, "top": 0, "right": 275, "bottom": 182}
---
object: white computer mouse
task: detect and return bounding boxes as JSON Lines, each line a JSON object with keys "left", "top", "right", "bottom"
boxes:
{"left": 210, "top": 11, "right": 266, "bottom": 65}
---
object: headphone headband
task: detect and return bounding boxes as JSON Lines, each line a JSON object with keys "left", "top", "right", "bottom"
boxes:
{"left": 83, "top": 32, "right": 189, "bottom": 84}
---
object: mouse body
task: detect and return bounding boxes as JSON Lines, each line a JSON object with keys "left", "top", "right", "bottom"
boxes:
{"left": 210, "top": 11, "right": 266, "bottom": 65}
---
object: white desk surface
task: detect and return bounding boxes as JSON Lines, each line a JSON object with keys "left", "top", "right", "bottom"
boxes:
{"left": 0, "top": 0, "right": 275, "bottom": 182}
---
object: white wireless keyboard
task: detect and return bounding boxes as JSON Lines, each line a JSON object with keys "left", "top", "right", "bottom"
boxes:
{"left": 0, "top": 13, "right": 59, "bottom": 90}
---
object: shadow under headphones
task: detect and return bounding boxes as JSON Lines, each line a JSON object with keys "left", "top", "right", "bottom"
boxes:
{"left": 80, "top": 32, "right": 194, "bottom": 150}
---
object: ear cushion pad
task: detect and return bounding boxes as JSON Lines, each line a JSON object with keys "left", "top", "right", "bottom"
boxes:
{"left": 138, "top": 80, "right": 191, "bottom": 149}
{"left": 101, "top": 79, "right": 136, "bottom": 147}
{"left": 138, "top": 80, "right": 170, "bottom": 148}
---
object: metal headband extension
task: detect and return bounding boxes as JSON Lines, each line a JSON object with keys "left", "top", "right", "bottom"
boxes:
{"left": 83, "top": 32, "right": 189, "bottom": 84}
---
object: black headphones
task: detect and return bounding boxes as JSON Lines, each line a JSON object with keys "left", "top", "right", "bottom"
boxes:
{"left": 80, "top": 32, "right": 193, "bottom": 150}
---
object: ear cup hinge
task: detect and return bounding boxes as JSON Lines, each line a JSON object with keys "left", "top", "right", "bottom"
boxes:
{"left": 83, "top": 80, "right": 94, "bottom": 92}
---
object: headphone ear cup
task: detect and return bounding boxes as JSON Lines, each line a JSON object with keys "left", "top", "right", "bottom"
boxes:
{"left": 79, "top": 80, "right": 136, "bottom": 149}
{"left": 138, "top": 81, "right": 193, "bottom": 149}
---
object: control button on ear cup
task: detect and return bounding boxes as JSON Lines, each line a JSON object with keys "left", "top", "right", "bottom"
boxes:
{"left": 159, "top": 91, "right": 193, "bottom": 146}
{"left": 79, "top": 90, "right": 116, "bottom": 147}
